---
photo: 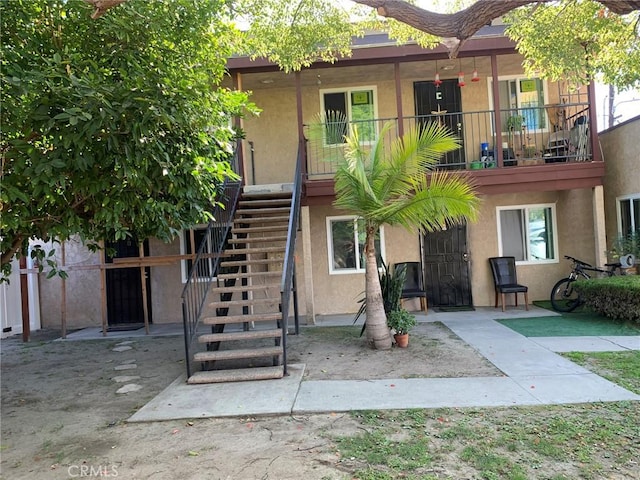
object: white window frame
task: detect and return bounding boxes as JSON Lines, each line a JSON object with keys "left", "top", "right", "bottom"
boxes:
{"left": 488, "top": 75, "right": 550, "bottom": 134}
{"left": 180, "top": 224, "right": 216, "bottom": 283}
{"left": 616, "top": 193, "right": 640, "bottom": 235}
{"left": 319, "top": 86, "right": 379, "bottom": 146}
{"left": 326, "top": 215, "right": 386, "bottom": 275}
{"left": 496, "top": 203, "right": 559, "bottom": 265}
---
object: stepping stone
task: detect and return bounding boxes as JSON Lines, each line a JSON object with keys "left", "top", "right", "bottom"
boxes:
{"left": 114, "top": 364, "right": 137, "bottom": 371}
{"left": 112, "top": 346, "right": 133, "bottom": 352}
{"left": 116, "top": 384, "right": 143, "bottom": 394}
{"left": 116, "top": 341, "right": 135, "bottom": 346}
{"left": 112, "top": 375, "right": 141, "bottom": 383}
{"left": 122, "top": 359, "right": 137, "bottom": 364}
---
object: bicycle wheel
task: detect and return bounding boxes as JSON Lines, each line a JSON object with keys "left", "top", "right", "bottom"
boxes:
{"left": 550, "top": 278, "right": 581, "bottom": 312}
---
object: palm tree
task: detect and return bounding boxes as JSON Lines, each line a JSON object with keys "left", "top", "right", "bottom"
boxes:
{"left": 334, "top": 121, "right": 480, "bottom": 350}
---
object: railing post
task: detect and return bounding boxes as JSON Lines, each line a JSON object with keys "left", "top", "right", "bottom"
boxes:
{"left": 292, "top": 261, "right": 299, "bottom": 335}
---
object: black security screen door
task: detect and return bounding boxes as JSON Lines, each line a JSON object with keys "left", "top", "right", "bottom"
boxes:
{"left": 422, "top": 224, "right": 472, "bottom": 307}
{"left": 105, "top": 238, "right": 152, "bottom": 325}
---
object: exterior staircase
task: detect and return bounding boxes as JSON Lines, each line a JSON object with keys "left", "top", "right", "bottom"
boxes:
{"left": 186, "top": 191, "right": 293, "bottom": 384}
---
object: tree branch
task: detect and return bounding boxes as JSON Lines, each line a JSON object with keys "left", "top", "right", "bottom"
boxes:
{"left": 83, "top": 0, "right": 127, "bottom": 19}
{"left": 351, "top": 0, "right": 640, "bottom": 57}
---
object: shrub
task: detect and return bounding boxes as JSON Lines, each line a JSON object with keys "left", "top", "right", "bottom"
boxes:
{"left": 573, "top": 276, "right": 640, "bottom": 324}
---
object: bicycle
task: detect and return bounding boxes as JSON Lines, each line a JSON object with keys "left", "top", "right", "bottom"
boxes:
{"left": 550, "top": 255, "right": 624, "bottom": 312}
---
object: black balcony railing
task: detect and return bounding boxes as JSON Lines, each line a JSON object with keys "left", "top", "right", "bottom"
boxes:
{"left": 304, "top": 103, "right": 592, "bottom": 177}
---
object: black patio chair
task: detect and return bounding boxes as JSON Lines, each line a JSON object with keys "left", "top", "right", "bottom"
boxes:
{"left": 394, "top": 262, "right": 428, "bottom": 312}
{"left": 488, "top": 257, "right": 529, "bottom": 312}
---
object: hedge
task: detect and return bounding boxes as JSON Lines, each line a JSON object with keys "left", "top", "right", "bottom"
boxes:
{"left": 573, "top": 275, "right": 640, "bottom": 324}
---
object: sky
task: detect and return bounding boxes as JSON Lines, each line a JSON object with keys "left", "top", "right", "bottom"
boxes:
{"left": 595, "top": 84, "right": 640, "bottom": 132}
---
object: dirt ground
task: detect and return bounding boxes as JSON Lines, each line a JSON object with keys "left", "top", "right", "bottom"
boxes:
{"left": 1, "top": 322, "right": 498, "bottom": 480}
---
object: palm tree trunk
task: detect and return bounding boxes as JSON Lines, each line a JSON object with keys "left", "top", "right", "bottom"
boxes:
{"left": 364, "top": 228, "right": 392, "bottom": 350}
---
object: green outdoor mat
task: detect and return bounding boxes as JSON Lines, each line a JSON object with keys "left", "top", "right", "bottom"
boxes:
{"left": 497, "top": 316, "right": 640, "bottom": 337}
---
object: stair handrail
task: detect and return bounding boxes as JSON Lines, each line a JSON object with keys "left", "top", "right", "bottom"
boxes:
{"left": 181, "top": 177, "right": 242, "bottom": 378}
{"left": 279, "top": 141, "right": 304, "bottom": 375}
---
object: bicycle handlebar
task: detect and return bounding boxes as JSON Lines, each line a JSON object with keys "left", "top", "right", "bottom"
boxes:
{"left": 564, "top": 255, "right": 593, "bottom": 268}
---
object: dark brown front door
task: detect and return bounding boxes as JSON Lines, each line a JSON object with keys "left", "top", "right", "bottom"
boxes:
{"left": 422, "top": 224, "right": 472, "bottom": 307}
{"left": 105, "top": 239, "right": 152, "bottom": 325}
{"left": 414, "top": 79, "right": 464, "bottom": 169}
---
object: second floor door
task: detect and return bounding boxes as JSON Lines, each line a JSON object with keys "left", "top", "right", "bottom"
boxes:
{"left": 414, "top": 79, "right": 464, "bottom": 169}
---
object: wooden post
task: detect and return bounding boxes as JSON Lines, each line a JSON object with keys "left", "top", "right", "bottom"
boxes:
{"left": 60, "top": 242, "right": 67, "bottom": 339}
{"left": 139, "top": 242, "right": 150, "bottom": 334}
{"left": 100, "top": 241, "right": 108, "bottom": 336}
{"left": 19, "top": 256, "right": 30, "bottom": 342}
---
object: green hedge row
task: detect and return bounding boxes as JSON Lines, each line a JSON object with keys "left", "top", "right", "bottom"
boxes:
{"left": 573, "top": 275, "right": 640, "bottom": 324}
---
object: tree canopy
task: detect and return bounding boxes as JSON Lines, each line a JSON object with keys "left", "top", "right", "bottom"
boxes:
{"left": 1, "top": 0, "right": 256, "bottom": 277}
{"left": 2, "top": 0, "right": 639, "bottom": 277}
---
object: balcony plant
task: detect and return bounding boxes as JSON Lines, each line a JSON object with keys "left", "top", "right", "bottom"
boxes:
{"left": 506, "top": 114, "right": 525, "bottom": 150}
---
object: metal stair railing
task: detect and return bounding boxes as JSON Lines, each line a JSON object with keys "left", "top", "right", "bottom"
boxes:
{"left": 181, "top": 178, "right": 242, "bottom": 378}
{"left": 279, "top": 141, "right": 303, "bottom": 375}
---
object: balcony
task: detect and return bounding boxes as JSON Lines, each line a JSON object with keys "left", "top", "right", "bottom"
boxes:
{"left": 303, "top": 102, "right": 603, "bottom": 199}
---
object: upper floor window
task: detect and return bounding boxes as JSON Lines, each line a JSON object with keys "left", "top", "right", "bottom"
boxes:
{"left": 497, "top": 204, "right": 557, "bottom": 264}
{"left": 327, "top": 216, "right": 385, "bottom": 274}
{"left": 321, "top": 87, "right": 377, "bottom": 145}
{"left": 490, "top": 76, "right": 548, "bottom": 132}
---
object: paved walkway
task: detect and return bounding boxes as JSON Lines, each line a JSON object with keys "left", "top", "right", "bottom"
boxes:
{"left": 127, "top": 307, "right": 640, "bottom": 422}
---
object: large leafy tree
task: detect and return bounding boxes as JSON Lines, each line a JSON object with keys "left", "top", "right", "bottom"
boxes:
{"left": 1, "top": 0, "right": 255, "bottom": 277}
{"left": 232, "top": 0, "right": 640, "bottom": 89}
{"left": 334, "top": 123, "right": 479, "bottom": 349}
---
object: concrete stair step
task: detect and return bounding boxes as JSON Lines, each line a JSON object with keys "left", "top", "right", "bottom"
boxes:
{"left": 225, "top": 246, "right": 285, "bottom": 255}
{"left": 238, "top": 198, "right": 292, "bottom": 208}
{"left": 233, "top": 215, "right": 289, "bottom": 224}
{"left": 202, "top": 312, "right": 282, "bottom": 325}
{"left": 228, "top": 235, "right": 287, "bottom": 244}
{"left": 210, "top": 283, "right": 279, "bottom": 294}
{"left": 236, "top": 207, "right": 291, "bottom": 216}
{"left": 220, "top": 258, "right": 283, "bottom": 268}
{"left": 193, "top": 346, "right": 282, "bottom": 362}
{"left": 217, "top": 271, "right": 281, "bottom": 281}
{"left": 209, "top": 297, "right": 280, "bottom": 308}
{"left": 197, "top": 328, "right": 282, "bottom": 344}
{"left": 232, "top": 225, "right": 288, "bottom": 234}
{"left": 187, "top": 366, "right": 284, "bottom": 384}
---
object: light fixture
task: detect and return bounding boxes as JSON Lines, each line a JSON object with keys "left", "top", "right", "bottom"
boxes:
{"left": 457, "top": 59, "right": 465, "bottom": 87}
{"left": 472, "top": 57, "right": 480, "bottom": 82}
{"left": 434, "top": 60, "right": 442, "bottom": 87}
{"left": 260, "top": 79, "right": 274, "bottom": 84}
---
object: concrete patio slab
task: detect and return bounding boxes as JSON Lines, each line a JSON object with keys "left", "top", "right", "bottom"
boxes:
{"left": 293, "top": 376, "right": 540, "bottom": 413}
{"left": 531, "top": 336, "right": 635, "bottom": 352}
{"left": 511, "top": 374, "right": 640, "bottom": 404}
{"left": 128, "top": 364, "right": 305, "bottom": 422}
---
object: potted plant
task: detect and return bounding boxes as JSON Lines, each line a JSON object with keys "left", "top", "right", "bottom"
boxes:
{"left": 607, "top": 231, "right": 639, "bottom": 274}
{"left": 386, "top": 308, "right": 417, "bottom": 347}
{"left": 506, "top": 114, "right": 525, "bottom": 150}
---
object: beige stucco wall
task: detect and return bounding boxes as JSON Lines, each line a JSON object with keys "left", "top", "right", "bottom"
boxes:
{"left": 305, "top": 204, "right": 421, "bottom": 316}
{"left": 38, "top": 238, "right": 103, "bottom": 329}
{"left": 600, "top": 116, "right": 640, "bottom": 253}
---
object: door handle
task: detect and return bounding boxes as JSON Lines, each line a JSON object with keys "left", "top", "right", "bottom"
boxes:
{"left": 462, "top": 252, "right": 469, "bottom": 262}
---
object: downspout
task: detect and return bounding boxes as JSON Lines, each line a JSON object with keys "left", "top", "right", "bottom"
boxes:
{"left": 295, "top": 71, "right": 306, "bottom": 181}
